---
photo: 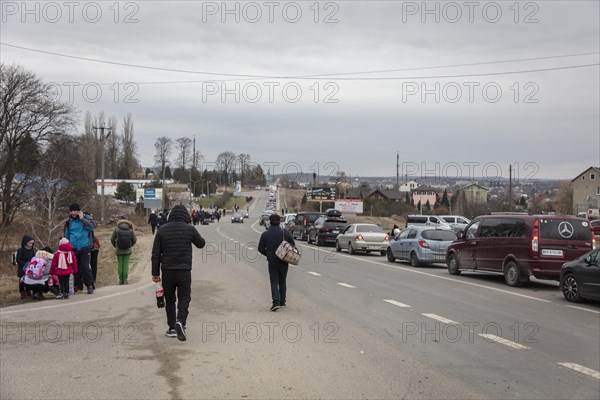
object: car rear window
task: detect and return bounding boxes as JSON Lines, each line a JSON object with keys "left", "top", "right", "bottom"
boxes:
{"left": 357, "top": 225, "right": 384, "bottom": 233}
{"left": 539, "top": 218, "right": 591, "bottom": 241}
{"left": 408, "top": 216, "right": 428, "bottom": 224}
{"left": 421, "top": 230, "right": 456, "bottom": 241}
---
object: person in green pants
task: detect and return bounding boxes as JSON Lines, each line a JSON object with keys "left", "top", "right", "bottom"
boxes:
{"left": 111, "top": 217, "right": 137, "bottom": 284}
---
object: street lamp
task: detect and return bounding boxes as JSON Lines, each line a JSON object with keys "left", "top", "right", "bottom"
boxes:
{"left": 207, "top": 180, "right": 212, "bottom": 198}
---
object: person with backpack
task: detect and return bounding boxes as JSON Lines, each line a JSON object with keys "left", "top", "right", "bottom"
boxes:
{"left": 64, "top": 204, "right": 96, "bottom": 294}
{"left": 21, "top": 254, "right": 52, "bottom": 300}
{"left": 111, "top": 216, "right": 137, "bottom": 285}
{"left": 16, "top": 235, "right": 36, "bottom": 299}
{"left": 50, "top": 238, "right": 78, "bottom": 299}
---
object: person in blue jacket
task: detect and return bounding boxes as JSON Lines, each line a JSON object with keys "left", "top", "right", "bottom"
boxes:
{"left": 64, "top": 203, "right": 96, "bottom": 294}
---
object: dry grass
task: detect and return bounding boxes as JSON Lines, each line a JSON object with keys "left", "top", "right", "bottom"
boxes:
{"left": 0, "top": 221, "right": 154, "bottom": 308}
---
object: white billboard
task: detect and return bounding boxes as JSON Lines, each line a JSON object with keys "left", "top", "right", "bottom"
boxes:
{"left": 335, "top": 199, "right": 364, "bottom": 214}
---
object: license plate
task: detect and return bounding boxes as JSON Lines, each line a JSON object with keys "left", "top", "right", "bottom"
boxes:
{"left": 541, "top": 249, "right": 563, "bottom": 257}
{"left": 368, "top": 246, "right": 379, "bottom": 250}
{"left": 332, "top": 230, "right": 339, "bottom": 234}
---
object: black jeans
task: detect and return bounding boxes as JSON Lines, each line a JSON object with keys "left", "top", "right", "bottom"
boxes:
{"left": 90, "top": 250, "right": 99, "bottom": 285}
{"left": 58, "top": 275, "right": 70, "bottom": 295}
{"left": 268, "top": 261, "right": 289, "bottom": 306}
{"left": 162, "top": 270, "right": 192, "bottom": 329}
{"left": 74, "top": 251, "right": 93, "bottom": 290}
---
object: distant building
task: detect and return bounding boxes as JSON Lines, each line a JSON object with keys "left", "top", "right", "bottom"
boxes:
{"left": 411, "top": 185, "right": 439, "bottom": 207}
{"left": 399, "top": 180, "right": 419, "bottom": 192}
{"left": 458, "top": 183, "right": 489, "bottom": 204}
{"left": 571, "top": 166, "right": 600, "bottom": 214}
{"left": 95, "top": 179, "right": 174, "bottom": 196}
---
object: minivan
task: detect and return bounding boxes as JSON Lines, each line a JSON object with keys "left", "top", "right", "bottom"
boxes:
{"left": 405, "top": 215, "right": 452, "bottom": 229}
{"left": 292, "top": 211, "right": 323, "bottom": 241}
{"left": 446, "top": 214, "right": 594, "bottom": 286}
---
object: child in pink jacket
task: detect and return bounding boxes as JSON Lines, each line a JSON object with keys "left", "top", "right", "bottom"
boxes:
{"left": 50, "top": 238, "right": 78, "bottom": 299}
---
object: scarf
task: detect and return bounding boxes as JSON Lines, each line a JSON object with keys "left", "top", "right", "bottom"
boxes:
{"left": 58, "top": 251, "right": 73, "bottom": 270}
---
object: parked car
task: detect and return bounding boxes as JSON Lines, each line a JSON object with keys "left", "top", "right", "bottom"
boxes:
{"left": 387, "top": 226, "right": 456, "bottom": 267}
{"left": 283, "top": 213, "right": 297, "bottom": 231}
{"left": 336, "top": 224, "right": 390, "bottom": 255}
{"left": 405, "top": 215, "right": 452, "bottom": 229}
{"left": 307, "top": 215, "right": 348, "bottom": 246}
{"left": 590, "top": 220, "right": 600, "bottom": 234}
{"left": 438, "top": 215, "right": 471, "bottom": 231}
{"left": 446, "top": 214, "right": 594, "bottom": 286}
{"left": 292, "top": 211, "right": 323, "bottom": 241}
{"left": 560, "top": 249, "right": 600, "bottom": 302}
{"left": 231, "top": 212, "right": 244, "bottom": 223}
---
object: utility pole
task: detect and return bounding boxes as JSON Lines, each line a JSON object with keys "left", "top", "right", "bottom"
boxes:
{"left": 396, "top": 151, "right": 400, "bottom": 190}
{"left": 93, "top": 124, "right": 111, "bottom": 223}
{"left": 508, "top": 164, "right": 513, "bottom": 211}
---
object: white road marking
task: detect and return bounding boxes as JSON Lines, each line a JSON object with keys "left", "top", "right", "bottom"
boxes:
{"left": 307, "top": 271, "right": 322, "bottom": 276}
{"left": 558, "top": 362, "right": 600, "bottom": 380}
{"left": 422, "top": 313, "right": 458, "bottom": 324}
{"left": 383, "top": 299, "right": 411, "bottom": 308}
{"left": 348, "top": 255, "right": 551, "bottom": 303}
{"left": 337, "top": 282, "right": 356, "bottom": 288}
{"left": 0, "top": 282, "right": 155, "bottom": 315}
{"left": 478, "top": 334, "right": 531, "bottom": 350}
{"left": 565, "top": 305, "right": 600, "bottom": 314}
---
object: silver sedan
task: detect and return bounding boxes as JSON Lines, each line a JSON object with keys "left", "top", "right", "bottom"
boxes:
{"left": 387, "top": 226, "right": 456, "bottom": 267}
{"left": 335, "top": 224, "right": 390, "bottom": 256}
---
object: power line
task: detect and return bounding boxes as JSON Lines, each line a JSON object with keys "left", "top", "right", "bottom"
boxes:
{"left": 2, "top": 42, "right": 599, "bottom": 81}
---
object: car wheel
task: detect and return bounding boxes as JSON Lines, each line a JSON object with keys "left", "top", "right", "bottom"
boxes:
{"left": 348, "top": 242, "right": 355, "bottom": 255}
{"left": 301, "top": 231, "right": 306, "bottom": 241}
{"left": 380, "top": 250, "right": 386, "bottom": 256}
{"left": 315, "top": 235, "right": 321, "bottom": 246}
{"left": 447, "top": 254, "right": 461, "bottom": 275}
{"left": 410, "top": 252, "right": 420, "bottom": 267}
{"left": 307, "top": 234, "right": 312, "bottom": 244}
{"left": 386, "top": 248, "right": 395, "bottom": 262}
{"left": 562, "top": 274, "right": 584, "bottom": 302}
{"left": 335, "top": 241, "right": 341, "bottom": 252}
{"left": 504, "top": 261, "right": 523, "bottom": 287}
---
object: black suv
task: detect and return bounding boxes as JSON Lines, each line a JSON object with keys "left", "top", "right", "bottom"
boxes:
{"left": 292, "top": 211, "right": 323, "bottom": 241}
{"left": 307, "top": 214, "right": 348, "bottom": 246}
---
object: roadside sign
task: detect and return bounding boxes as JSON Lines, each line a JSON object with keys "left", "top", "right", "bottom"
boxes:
{"left": 307, "top": 187, "right": 336, "bottom": 201}
{"left": 335, "top": 199, "right": 363, "bottom": 214}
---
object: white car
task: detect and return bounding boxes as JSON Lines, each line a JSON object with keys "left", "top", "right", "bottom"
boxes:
{"left": 335, "top": 224, "right": 390, "bottom": 256}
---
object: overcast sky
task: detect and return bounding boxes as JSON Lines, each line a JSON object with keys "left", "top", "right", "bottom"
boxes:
{"left": 1, "top": 0, "right": 599, "bottom": 181}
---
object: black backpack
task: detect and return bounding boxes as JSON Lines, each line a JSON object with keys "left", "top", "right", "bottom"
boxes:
{"left": 117, "top": 229, "right": 133, "bottom": 249}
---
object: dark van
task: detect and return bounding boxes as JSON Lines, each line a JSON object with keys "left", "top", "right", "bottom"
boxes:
{"left": 446, "top": 214, "right": 594, "bottom": 286}
{"left": 292, "top": 211, "right": 323, "bottom": 241}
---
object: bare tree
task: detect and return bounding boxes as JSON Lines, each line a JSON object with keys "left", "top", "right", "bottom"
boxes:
{"left": 154, "top": 136, "right": 172, "bottom": 183}
{"left": 555, "top": 180, "right": 573, "bottom": 215}
{"left": 119, "top": 113, "right": 138, "bottom": 178}
{"left": 175, "top": 137, "right": 192, "bottom": 170}
{"left": 105, "top": 115, "right": 120, "bottom": 178}
{"left": 0, "top": 63, "right": 76, "bottom": 227}
{"left": 237, "top": 153, "right": 251, "bottom": 185}
{"left": 216, "top": 151, "right": 237, "bottom": 191}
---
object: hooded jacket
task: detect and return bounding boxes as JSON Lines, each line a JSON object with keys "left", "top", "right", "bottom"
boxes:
{"left": 16, "top": 235, "right": 36, "bottom": 278}
{"left": 50, "top": 242, "right": 78, "bottom": 276}
{"left": 111, "top": 219, "right": 137, "bottom": 255}
{"left": 151, "top": 205, "right": 205, "bottom": 276}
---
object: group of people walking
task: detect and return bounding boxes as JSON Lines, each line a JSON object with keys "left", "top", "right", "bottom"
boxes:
{"left": 16, "top": 203, "right": 138, "bottom": 300}
{"left": 15, "top": 202, "right": 296, "bottom": 345}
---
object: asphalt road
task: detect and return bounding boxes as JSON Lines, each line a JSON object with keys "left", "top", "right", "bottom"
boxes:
{"left": 1, "top": 189, "right": 598, "bottom": 399}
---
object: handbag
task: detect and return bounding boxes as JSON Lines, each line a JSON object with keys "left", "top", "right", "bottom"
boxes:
{"left": 275, "top": 228, "right": 301, "bottom": 265}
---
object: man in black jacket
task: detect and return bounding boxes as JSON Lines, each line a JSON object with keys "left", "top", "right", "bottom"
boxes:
{"left": 152, "top": 204, "right": 206, "bottom": 341}
{"left": 258, "top": 214, "right": 295, "bottom": 311}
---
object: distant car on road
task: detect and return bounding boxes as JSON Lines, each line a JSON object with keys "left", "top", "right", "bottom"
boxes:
{"left": 335, "top": 224, "right": 390, "bottom": 256}
{"left": 307, "top": 215, "right": 348, "bottom": 246}
{"left": 292, "top": 211, "right": 323, "bottom": 241}
{"left": 387, "top": 226, "right": 456, "bottom": 267}
{"left": 283, "top": 213, "right": 297, "bottom": 231}
{"left": 590, "top": 220, "right": 600, "bottom": 234}
{"left": 231, "top": 212, "right": 244, "bottom": 223}
{"left": 438, "top": 215, "right": 471, "bottom": 231}
{"left": 560, "top": 249, "right": 600, "bottom": 302}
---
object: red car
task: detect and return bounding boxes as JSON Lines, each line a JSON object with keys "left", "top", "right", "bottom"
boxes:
{"left": 590, "top": 220, "right": 600, "bottom": 234}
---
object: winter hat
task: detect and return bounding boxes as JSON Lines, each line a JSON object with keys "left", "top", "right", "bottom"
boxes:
{"left": 59, "top": 238, "right": 70, "bottom": 245}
